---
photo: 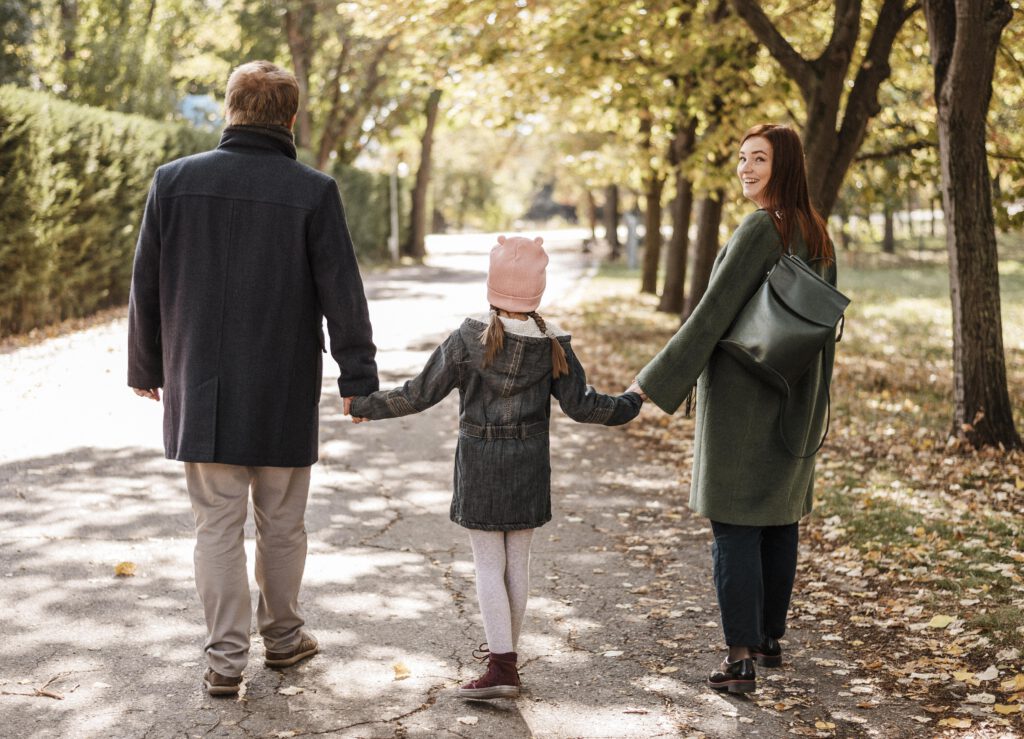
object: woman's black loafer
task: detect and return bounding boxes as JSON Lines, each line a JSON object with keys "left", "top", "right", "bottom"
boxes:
{"left": 752, "top": 637, "right": 782, "bottom": 667}
{"left": 708, "top": 657, "right": 756, "bottom": 694}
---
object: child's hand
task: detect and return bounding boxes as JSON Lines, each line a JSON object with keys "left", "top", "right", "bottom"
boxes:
{"left": 344, "top": 396, "right": 370, "bottom": 423}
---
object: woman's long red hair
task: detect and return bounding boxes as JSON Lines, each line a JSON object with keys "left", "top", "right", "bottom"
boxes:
{"left": 741, "top": 124, "right": 834, "bottom": 265}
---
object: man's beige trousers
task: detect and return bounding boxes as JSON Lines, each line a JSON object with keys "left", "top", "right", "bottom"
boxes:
{"left": 184, "top": 462, "right": 311, "bottom": 677}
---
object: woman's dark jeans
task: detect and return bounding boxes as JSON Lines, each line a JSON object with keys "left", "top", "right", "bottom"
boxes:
{"left": 710, "top": 520, "right": 799, "bottom": 647}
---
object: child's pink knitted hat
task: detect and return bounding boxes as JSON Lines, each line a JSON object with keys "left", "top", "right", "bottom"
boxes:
{"left": 486, "top": 235, "right": 548, "bottom": 312}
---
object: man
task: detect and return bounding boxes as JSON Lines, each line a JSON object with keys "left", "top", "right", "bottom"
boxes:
{"left": 128, "top": 61, "right": 378, "bottom": 696}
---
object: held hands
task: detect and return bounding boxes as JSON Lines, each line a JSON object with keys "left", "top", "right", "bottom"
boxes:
{"left": 626, "top": 379, "right": 648, "bottom": 401}
{"left": 343, "top": 396, "right": 370, "bottom": 424}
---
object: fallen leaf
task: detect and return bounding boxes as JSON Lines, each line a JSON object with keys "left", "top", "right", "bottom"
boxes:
{"left": 1000, "top": 674, "right": 1024, "bottom": 692}
{"left": 994, "top": 704, "right": 1022, "bottom": 715}
{"left": 278, "top": 686, "right": 303, "bottom": 696}
{"left": 456, "top": 716, "right": 479, "bottom": 726}
{"left": 114, "top": 562, "right": 136, "bottom": 577}
{"left": 966, "top": 692, "right": 995, "bottom": 704}
{"left": 996, "top": 648, "right": 1020, "bottom": 662}
{"left": 975, "top": 665, "right": 999, "bottom": 681}
{"left": 814, "top": 721, "right": 836, "bottom": 730}
{"left": 603, "top": 650, "right": 624, "bottom": 657}
{"left": 392, "top": 663, "right": 411, "bottom": 680}
{"left": 659, "top": 666, "right": 679, "bottom": 674}
{"left": 937, "top": 717, "right": 972, "bottom": 728}
{"left": 910, "top": 716, "right": 931, "bottom": 724}
{"left": 926, "top": 614, "right": 955, "bottom": 629}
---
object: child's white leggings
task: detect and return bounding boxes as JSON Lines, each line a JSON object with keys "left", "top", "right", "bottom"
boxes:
{"left": 468, "top": 528, "right": 535, "bottom": 654}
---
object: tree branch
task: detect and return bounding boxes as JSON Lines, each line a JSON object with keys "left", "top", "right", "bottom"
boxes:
{"left": 832, "top": 0, "right": 917, "bottom": 177}
{"left": 728, "top": 0, "right": 815, "bottom": 99}
{"left": 817, "top": 0, "right": 861, "bottom": 73}
{"left": 855, "top": 139, "right": 935, "bottom": 160}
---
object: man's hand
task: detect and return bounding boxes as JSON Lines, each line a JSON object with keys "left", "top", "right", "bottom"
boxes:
{"left": 343, "top": 396, "right": 369, "bottom": 423}
{"left": 133, "top": 387, "right": 161, "bottom": 401}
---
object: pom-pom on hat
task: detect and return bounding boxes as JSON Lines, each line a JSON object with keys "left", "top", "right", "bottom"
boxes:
{"left": 486, "top": 235, "right": 548, "bottom": 313}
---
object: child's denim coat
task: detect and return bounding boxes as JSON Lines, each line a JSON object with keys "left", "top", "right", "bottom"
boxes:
{"left": 350, "top": 315, "right": 642, "bottom": 530}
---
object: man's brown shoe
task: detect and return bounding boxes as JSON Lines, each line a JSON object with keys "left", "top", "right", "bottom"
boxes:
{"left": 203, "top": 668, "right": 242, "bottom": 696}
{"left": 265, "top": 632, "right": 319, "bottom": 668}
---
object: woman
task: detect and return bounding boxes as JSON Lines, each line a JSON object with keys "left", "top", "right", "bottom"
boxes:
{"left": 629, "top": 124, "right": 837, "bottom": 694}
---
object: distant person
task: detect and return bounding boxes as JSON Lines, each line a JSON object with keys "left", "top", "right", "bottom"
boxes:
{"left": 348, "top": 235, "right": 642, "bottom": 699}
{"left": 127, "top": 61, "right": 378, "bottom": 696}
{"left": 630, "top": 124, "right": 838, "bottom": 694}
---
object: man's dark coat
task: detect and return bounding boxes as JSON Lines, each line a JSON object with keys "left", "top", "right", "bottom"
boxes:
{"left": 128, "top": 126, "right": 379, "bottom": 467}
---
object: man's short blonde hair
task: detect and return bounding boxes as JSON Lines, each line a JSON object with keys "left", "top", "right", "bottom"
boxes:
{"left": 224, "top": 61, "right": 299, "bottom": 127}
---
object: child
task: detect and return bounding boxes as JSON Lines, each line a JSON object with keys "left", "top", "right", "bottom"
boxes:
{"left": 349, "top": 235, "right": 642, "bottom": 699}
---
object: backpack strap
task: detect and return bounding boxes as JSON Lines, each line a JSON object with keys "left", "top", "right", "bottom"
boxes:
{"left": 777, "top": 358, "right": 831, "bottom": 459}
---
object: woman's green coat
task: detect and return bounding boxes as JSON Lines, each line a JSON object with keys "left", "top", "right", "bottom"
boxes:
{"left": 637, "top": 210, "right": 838, "bottom": 526}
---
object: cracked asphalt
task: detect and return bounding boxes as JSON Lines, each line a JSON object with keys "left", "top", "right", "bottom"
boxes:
{"left": 1, "top": 232, "right": 911, "bottom": 738}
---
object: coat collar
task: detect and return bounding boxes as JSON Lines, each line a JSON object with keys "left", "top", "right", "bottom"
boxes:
{"left": 218, "top": 125, "right": 297, "bottom": 160}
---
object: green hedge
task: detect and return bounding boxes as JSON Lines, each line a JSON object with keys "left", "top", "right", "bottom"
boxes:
{"left": 0, "top": 86, "right": 217, "bottom": 337}
{"left": 0, "top": 87, "right": 399, "bottom": 338}
{"left": 330, "top": 162, "right": 409, "bottom": 263}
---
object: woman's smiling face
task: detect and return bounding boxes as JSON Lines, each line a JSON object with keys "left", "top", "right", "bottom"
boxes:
{"left": 737, "top": 136, "right": 772, "bottom": 208}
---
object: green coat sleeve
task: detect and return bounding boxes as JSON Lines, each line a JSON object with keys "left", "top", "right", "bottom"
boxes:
{"left": 637, "top": 211, "right": 781, "bottom": 414}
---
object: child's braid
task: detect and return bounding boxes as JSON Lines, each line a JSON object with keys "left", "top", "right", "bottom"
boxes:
{"left": 479, "top": 307, "right": 506, "bottom": 369}
{"left": 528, "top": 312, "right": 569, "bottom": 379}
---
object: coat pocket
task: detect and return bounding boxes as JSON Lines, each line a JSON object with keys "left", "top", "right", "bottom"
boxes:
{"left": 177, "top": 376, "right": 218, "bottom": 460}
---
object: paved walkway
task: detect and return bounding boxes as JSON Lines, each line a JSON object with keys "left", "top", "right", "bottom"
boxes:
{"left": 0, "top": 233, "right": 911, "bottom": 737}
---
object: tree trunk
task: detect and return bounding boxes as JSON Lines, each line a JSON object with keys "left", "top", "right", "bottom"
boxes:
{"left": 59, "top": 0, "right": 77, "bottom": 62}
{"left": 640, "top": 174, "right": 665, "bottom": 294}
{"left": 403, "top": 89, "right": 442, "bottom": 261}
{"left": 683, "top": 191, "right": 723, "bottom": 321}
{"left": 283, "top": 1, "right": 316, "bottom": 151}
{"left": 924, "top": 0, "right": 1019, "bottom": 449}
{"left": 604, "top": 184, "right": 621, "bottom": 259}
{"left": 658, "top": 117, "right": 698, "bottom": 313}
{"left": 906, "top": 189, "right": 916, "bottom": 239}
{"left": 882, "top": 203, "right": 895, "bottom": 254}
{"left": 585, "top": 190, "right": 598, "bottom": 248}
{"left": 658, "top": 174, "right": 693, "bottom": 314}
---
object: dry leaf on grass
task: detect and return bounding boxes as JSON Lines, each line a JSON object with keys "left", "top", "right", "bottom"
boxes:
{"left": 999, "top": 674, "right": 1024, "bottom": 691}
{"left": 966, "top": 692, "right": 995, "bottom": 704}
{"left": 278, "top": 686, "right": 303, "bottom": 696}
{"left": 114, "top": 562, "right": 136, "bottom": 577}
{"left": 975, "top": 665, "right": 999, "bottom": 681}
{"left": 392, "top": 662, "right": 411, "bottom": 680}
{"left": 937, "top": 717, "right": 972, "bottom": 728}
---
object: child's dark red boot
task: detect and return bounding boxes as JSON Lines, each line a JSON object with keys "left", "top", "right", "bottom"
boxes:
{"left": 457, "top": 651, "right": 520, "bottom": 699}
